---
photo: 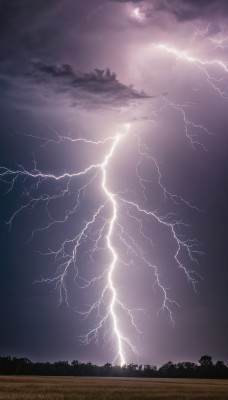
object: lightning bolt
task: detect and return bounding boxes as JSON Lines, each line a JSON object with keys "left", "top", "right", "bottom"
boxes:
{"left": 0, "top": 117, "right": 203, "bottom": 365}
{"left": 153, "top": 35, "right": 228, "bottom": 155}
{"left": 156, "top": 42, "right": 228, "bottom": 100}
{"left": 4, "top": 31, "right": 225, "bottom": 363}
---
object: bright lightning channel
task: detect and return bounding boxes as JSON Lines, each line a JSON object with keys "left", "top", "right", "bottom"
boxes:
{"left": 101, "top": 129, "right": 128, "bottom": 366}
{"left": 156, "top": 43, "right": 228, "bottom": 100}
{"left": 2, "top": 25, "right": 227, "bottom": 365}
{"left": 156, "top": 43, "right": 228, "bottom": 73}
{"left": 0, "top": 120, "right": 202, "bottom": 365}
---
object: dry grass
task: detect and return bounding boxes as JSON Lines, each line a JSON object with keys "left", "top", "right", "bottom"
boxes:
{"left": 0, "top": 376, "right": 228, "bottom": 400}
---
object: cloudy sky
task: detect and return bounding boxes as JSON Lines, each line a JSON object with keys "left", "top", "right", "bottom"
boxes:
{"left": 0, "top": 0, "right": 228, "bottom": 366}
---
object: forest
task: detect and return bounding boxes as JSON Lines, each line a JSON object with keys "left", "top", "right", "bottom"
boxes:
{"left": 0, "top": 355, "right": 228, "bottom": 379}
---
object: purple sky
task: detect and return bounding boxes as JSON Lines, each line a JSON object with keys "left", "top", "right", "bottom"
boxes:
{"left": 0, "top": 0, "right": 228, "bottom": 366}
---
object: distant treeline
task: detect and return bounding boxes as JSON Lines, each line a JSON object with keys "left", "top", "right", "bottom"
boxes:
{"left": 0, "top": 355, "right": 228, "bottom": 379}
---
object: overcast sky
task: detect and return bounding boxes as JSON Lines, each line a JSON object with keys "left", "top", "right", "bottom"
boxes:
{"left": 0, "top": 0, "right": 228, "bottom": 366}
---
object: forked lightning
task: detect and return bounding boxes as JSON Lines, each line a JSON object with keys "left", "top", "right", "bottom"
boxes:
{"left": 2, "top": 30, "right": 227, "bottom": 364}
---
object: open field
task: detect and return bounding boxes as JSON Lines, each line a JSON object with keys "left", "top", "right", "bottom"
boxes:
{"left": 0, "top": 376, "right": 228, "bottom": 400}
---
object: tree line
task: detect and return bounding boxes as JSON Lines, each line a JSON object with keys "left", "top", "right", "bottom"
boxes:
{"left": 0, "top": 355, "right": 227, "bottom": 379}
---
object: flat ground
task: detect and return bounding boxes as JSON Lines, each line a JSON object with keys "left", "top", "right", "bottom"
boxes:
{"left": 0, "top": 376, "right": 228, "bottom": 400}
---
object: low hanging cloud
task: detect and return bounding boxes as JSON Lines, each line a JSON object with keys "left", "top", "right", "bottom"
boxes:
{"left": 28, "top": 61, "right": 151, "bottom": 110}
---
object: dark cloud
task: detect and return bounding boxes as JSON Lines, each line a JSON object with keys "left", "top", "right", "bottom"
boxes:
{"left": 28, "top": 61, "right": 150, "bottom": 109}
{"left": 0, "top": 0, "right": 57, "bottom": 60}
{"left": 0, "top": 0, "right": 105, "bottom": 72}
{"left": 154, "top": 0, "right": 228, "bottom": 21}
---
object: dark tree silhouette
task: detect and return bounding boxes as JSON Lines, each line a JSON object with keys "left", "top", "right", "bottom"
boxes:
{"left": 0, "top": 355, "right": 227, "bottom": 378}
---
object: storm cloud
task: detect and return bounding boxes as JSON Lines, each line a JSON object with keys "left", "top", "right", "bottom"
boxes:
{"left": 145, "top": 0, "right": 228, "bottom": 21}
{"left": 28, "top": 61, "right": 150, "bottom": 109}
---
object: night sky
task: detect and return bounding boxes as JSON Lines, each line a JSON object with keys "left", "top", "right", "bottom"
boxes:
{"left": 0, "top": 0, "right": 228, "bottom": 367}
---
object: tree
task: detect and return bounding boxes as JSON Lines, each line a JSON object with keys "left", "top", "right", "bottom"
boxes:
{"left": 214, "top": 361, "right": 228, "bottom": 378}
{"left": 198, "top": 355, "right": 214, "bottom": 378}
{"left": 199, "top": 355, "right": 213, "bottom": 368}
{"left": 159, "top": 361, "right": 176, "bottom": 377}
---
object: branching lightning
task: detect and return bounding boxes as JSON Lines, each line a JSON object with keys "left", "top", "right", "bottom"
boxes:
{"left": 154, "top": 34, "right": 228, "bottom": 151}
{"left": 0, "top": 118, "right": 203, "bottom": 365}
{"left": 2, "top": 29, "right": 227, "bottom": 365}
{"left": 156, "top": 41, "right": 228, "bottom": 100}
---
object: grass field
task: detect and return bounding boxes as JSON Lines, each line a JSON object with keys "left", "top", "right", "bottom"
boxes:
{"left": 0, "top": 376, "right": 228, "bottom": 400}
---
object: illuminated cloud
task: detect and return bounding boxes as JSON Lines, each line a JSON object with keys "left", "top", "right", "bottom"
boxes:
{"left": 131, "top": 6, "right": 146, "bottom": 23}
{"left": 113, "top": 0, "right": 228, "bottom": 22}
